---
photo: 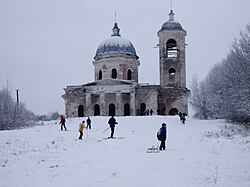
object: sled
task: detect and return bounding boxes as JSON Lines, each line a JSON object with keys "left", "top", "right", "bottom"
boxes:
{"left": 147, "top": 146, "right": 160, "bottom": 153}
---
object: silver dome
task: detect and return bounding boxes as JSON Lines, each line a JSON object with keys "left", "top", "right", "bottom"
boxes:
{"left": 160, "top": 10, "right": 184, "bottom": 31}
{"left": 94, "top": 23, "right": 138, "bottom": 60}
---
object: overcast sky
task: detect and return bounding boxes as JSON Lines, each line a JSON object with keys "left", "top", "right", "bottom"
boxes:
{"left": 0, "top": 0, "right": 249, "bottom": 115}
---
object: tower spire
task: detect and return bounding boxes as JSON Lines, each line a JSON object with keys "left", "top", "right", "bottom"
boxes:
{"left": 168, "top": 0, "right": 175, "bottom": 21}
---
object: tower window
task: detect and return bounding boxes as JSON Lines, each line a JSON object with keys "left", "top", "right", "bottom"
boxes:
{"left": 127, "top": 69, "right": 132, "bottom": 80}
{"left": 111, "top": 68, "right": 117, "bottom": 79}
{"left": 168, "top": 68, "right": 176, "bottom": 75}
{"left": 98, "top": 70, "right": 102, "bottom": 80}
{"left": 166, "top": 39, "right": 177, "bottom": 58}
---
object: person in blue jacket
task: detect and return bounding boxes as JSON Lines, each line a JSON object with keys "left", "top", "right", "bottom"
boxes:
{"left": 158, "top": 123, "right": 167, "bottom": 150}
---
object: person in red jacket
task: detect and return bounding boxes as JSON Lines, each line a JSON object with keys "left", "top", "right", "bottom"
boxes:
{"left": 59, "top": 115, "right": 67, "bottom": 131}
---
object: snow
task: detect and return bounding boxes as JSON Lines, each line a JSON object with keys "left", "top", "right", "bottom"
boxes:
{"left": 1, "top": 116, "right": 250, "bottom": 187}
{"left": 99, "top": 36, "right": 132, "bottom": 48}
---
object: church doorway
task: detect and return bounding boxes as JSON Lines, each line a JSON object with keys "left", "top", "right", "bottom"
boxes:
{"left": 124, "top": 103, "right": 130, "bottom": 116}
{"left": 78, "top": 105, "right": 84, "bottom": 117}
{"left": 169, "top": 108, "right": 178, "bottom": 116}
{"left": 140, "top": 103, "right": 146, "bottom": 116}
{"left": 94, "top": 104, "right": 100, "bottom": 116}
{"left": 109, "top": 103, "right": 116, "bottom": 116}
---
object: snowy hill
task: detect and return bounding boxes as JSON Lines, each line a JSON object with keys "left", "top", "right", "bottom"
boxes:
{"left": 0, "top": 116, "right": 250, "bottom": 187}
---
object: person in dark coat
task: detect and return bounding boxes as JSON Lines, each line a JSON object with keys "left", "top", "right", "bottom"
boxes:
{"left": 179, "top": 112, "right": 187, "bottom": 124}
{"left": 86, "top": 117, "right": 91, "bottom": 129}
{"left": 59, "top": 115, "right": 67, "bottom": 131}
{"left": 150, "top": 109, "right": 153, "bottom": 115}
{"left": 158, "top": 123, "right": 167, "bottom": 150}
{"left": 108, "top": 116, "right": 118, "bottom": 138}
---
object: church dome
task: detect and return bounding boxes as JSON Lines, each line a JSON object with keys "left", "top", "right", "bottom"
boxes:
{"left": 160, "top": 10, "right": 184, "bottom": 31}
{"left": 94, "top": 23, "right": 138, "bottom": 60}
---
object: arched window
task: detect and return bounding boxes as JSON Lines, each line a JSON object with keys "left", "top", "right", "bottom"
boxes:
{"left": 169, "top": 68, "right": 176, "bottom": 75}
{"left": 111, "top": 68, "right": 117, "bottom": 79}
{"left": 127, "top": 69, "right": 132, "bottom": 80}
{"left": 124, "top": 103, "right": 130, "bottom": 116}
{"left": 98, "top": 70, "right": 102, "bottom": 80}
{"left": 166, "top": 39, "right": 177, "bottom": 58}
{"left": 169, "top": 108, "right": 178, "bottom": 116}
{"left": 109, "top": 103, "right": 116, "bottom": 116}
{"left": 94, "top": 104, "right": 100, "bottom": 116}
{"left": 78, "top": 105, "right": 84, "bottom": 117}
{"left": 169, "top": 68, "right": 176, "bottom": 81}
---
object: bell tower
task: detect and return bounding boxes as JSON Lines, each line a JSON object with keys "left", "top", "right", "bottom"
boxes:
{"left": 157, "top": 10, "right": 187, "bottom": 88}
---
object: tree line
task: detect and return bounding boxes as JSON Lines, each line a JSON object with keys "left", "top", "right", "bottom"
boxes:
{"left": 0, "top": 84, "right": 61, "bottom": 130}
{"left": 190, "top": 25, "right": 250, "bottom": 125}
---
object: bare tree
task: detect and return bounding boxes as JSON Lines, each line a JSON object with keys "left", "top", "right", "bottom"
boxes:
{"left": 0, "top": 85, "right": 36, "bottom": 130}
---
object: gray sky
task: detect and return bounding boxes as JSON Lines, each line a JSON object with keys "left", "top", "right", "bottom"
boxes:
{"left": 0, "top": 0, "right": 250, "bottom": 115}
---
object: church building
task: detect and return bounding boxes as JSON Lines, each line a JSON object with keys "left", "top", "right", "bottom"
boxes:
{"left": 62, "top": 10, "right": 190, "bottom": 117}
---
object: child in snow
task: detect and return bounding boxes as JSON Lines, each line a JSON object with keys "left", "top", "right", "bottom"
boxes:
{"left": 59, "top": 115, "right": 67, "bottom": 131}
{"left": 79, "top": 121, "right": 85, "bottom": 140}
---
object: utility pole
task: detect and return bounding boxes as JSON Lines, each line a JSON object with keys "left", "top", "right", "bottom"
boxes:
{"left": 16, "top": 89, "right": 19, "bottom": 106}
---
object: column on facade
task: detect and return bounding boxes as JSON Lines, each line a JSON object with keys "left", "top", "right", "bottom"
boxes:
{"left": 130, "top": 93, "right": 135, "bottom": 116}
{"left": 115, "top": 92, "right": 122, "bottom": 116}
{"left": 100, "top": 93, "right": 105, "bottom": 116}
{"left": 85, "top": 93, "right": 92, "bottom": 116}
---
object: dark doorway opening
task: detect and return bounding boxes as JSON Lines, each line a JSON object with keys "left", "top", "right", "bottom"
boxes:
{"left": 169, "top": 108, "right": 178, "bottom": 116}
{"left": 94, "top": 104, "right": 100, "bottom": 116}
{"left": 124, "top": 103, "right": 130, "bottom": 116}
{"left": 78, "top": 105, "right": 84, "bottom": 117}
{"left": 140, "top": 103, "right": 146, "bottom": 116}
{"left": 109, "top": 103, "right": 116, "bottom": 116}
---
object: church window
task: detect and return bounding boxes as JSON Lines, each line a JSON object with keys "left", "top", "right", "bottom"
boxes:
{"left": 109, "top": 103, "right": 116, "bottom": 116}
{"left": 98, "top": 70, "right": 102, "bottom": 80}
{"left": 169, "top": 68, "right": 176, "bottom": 81}
{"left": 169, "top": 68, "right": 176, "bottom": 75}
{"left": 94, "top": 104, "right": 100, "bottom": 116}
{"left": 111, "top": 68, "right": 117, "bottom": 79}
{"left": 127, "top": 69, "right": 132, "bottom": 80}
{"left": 166, "top": 39, "right": 177, "bottom": 58}
{"left": 124, "top": 103, "right": 130, "bottom": 116}
{"left": 78, "top": 105, "right": 84, "bottom": 117}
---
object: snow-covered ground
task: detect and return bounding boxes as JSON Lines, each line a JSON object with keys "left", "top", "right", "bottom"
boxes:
{"left": 0, "top": 116, "right": 250, "bottom": 187}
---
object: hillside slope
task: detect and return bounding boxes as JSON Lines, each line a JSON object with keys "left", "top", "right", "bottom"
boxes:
{"left": 0, "top": 116, "right": 250, "bottom": 187}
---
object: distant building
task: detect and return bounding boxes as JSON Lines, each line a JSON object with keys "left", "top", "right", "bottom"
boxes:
{"left": 62, "top": 10, "right": 190, "bottom": 117}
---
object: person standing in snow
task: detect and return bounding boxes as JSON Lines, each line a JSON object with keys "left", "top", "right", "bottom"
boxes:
{"left": 86, "top": 117, "right": 91, "bottom": 129}
{"left": 150, "top": 109, "right": 153, "bottom": 115}
{"left": 179, "top": 112, "right": 187, "bottom": 124}
{"left": 157, "top": 123, "right": 167, "bottom": 150}
{"left": 78, "top": 121, "right": 85, "bottom": 140}
{"left": 108, "top": 116, "right": 118, "bottom": 138}
{"left": 59, "top": 115, "right": 67, "bottom": 131}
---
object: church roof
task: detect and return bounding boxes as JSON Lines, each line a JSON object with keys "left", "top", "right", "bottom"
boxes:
{"left": 94, "top": 22, "right": 138, "bottom": 60}
{"left": 160, "top": 10, "right": 184, "bottom": 31}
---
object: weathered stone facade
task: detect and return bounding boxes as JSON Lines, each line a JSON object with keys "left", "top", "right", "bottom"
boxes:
{"left": 62, "top": 10, "right": 190, "bottom": 117}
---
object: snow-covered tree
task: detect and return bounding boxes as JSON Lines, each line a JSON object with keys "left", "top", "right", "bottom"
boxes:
{"left": 190, "top": 25, "right": 250, "bottom": 124}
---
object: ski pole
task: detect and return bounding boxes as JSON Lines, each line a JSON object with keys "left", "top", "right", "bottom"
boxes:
{"left": 103, "top": 127, "right": 110, "bottom": 133}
